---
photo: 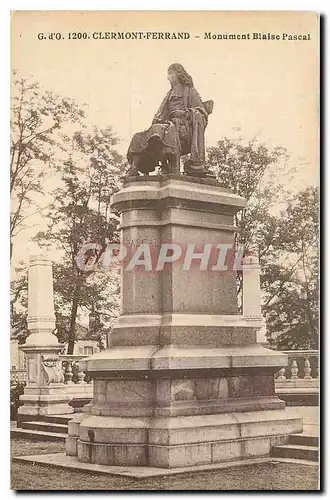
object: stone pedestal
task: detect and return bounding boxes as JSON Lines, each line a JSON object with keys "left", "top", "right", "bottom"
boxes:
{"left": 18, "top": 256, "right": 73, "bottom": 423}
{"left": 66, "top": 175, "right": 302, "bottom": 468}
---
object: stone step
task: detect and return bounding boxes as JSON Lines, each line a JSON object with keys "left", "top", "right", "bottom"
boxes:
{"left": 288, "top": 434, "right": 319, "bottom": 447}
{"left": 42, "top": 414, "right": 74, "bottom": 425}
{"left": 12, "top": 453, "right": 273, "bottom": 479}
{"left": 11, "top": 427, "right": 66, "bottom": 442}
{"left": 271, "top": 444, "right": 319, "bottom": 462}
{"left": 21, "top": 421, "right": 68, "bottom": 434}
{"left": 271, "top": 457, "right": 319, "bottom": 468}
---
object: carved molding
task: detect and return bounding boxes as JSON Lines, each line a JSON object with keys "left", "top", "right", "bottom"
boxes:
{"left": 41, "top": 354, "right": 64, "bottom": 384}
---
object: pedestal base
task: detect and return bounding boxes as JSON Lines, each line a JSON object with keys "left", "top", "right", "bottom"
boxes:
{"left": 66, "top": 344, "right": 303, "bottom": 468}
{"left": 18, "top": 344, "right": 74, "bottom": 421}
{"left": 67, "top": 408, "right": 302, "bottom": 468}
{"left": 18, "top": 384, "right": 73, "bottom": 420}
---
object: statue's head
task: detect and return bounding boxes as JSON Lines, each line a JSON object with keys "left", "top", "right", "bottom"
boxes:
{"left": 167, "top": 63, "right": 193, "bottom": 87}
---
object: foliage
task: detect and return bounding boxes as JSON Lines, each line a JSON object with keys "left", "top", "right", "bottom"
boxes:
{"left": 10, "top": 264, "right": 28, "bottom": 344}
{"left": 263, "top": 187, "right": 319, "bottom": 349}
{"left": 207, "top": 134, "right": 288, "bottom": 202}
{"left": 10, "top": 72, "right": 85, "bottom": 258}
{"left": 206, "top": 132, "right": 289, "bottom": 304}
{"left": 206, "top": 134, "right": 318, "bottom": 349}
{"left": 10, "top": 381, "right": 26, "bottom": 420}
{"left": 35, "top": 127, "right": 124, "bottom": 353}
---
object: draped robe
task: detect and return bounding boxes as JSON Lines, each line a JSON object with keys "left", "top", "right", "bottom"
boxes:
{"left": 127, "top": 84, "right": 209, "bottom": 173}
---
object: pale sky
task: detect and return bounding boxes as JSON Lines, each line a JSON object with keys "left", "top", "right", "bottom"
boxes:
{"left": 11, "top": 11, "right": 319, "bottom": 265}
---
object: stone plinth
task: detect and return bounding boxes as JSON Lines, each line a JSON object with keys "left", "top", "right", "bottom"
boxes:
{"left": 18, "top": 256, "right": 73, "bottom": 423}
{"left": 66, "top": 175, "right": 302, "bottom": 468}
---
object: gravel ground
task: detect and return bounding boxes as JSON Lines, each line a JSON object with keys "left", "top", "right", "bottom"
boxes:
{"left": 11, "top": 438, "right": 319, "bottom": 491}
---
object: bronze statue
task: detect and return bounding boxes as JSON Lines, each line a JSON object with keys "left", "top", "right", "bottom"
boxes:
{"left": 127, "top": 63, "right": 213, "bottom": 177}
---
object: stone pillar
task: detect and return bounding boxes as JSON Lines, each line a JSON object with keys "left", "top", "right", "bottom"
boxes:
{"left": 67, "top": 175, "right": 302, "bottom": 468}
{"left": 18, "top": 256, "right": 73, "bottom": 423}
{"left": 242, "top": 255, "right": 267, "bottom": 344}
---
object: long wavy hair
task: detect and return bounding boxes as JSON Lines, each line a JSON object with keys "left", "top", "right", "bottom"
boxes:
{"left": 168, "top": 63, "right": 193, "bottom": 87}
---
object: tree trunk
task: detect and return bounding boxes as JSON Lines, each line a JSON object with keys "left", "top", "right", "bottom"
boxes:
{"left": 67, "top": 283, "right": 80, "bottom": 354}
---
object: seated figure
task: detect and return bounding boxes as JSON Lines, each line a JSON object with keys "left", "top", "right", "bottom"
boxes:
{"left": 127, "top": 63, "right": 213, "bottom": 177}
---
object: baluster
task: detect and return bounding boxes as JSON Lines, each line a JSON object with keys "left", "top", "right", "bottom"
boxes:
{"left": 61, "top": 360, "right": 66, "bottom": 380}
{"left": 303, "top": 356, "right": 312, "bottom": 379}
{"left": 64, "top": 360, "right": 74, "bottom": 384}
{"left": 77, "top": 363, "right": 87, "bottom": 384}
{"left": 277, "top": 368, "right": 286, "bottom": 380}
{"left": 290, "top": 359, "right": 298, "bottom": 380}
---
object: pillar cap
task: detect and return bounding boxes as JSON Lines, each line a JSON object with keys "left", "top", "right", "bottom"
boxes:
{"left": 242, "top": 255, "right": 259, "bottom": 265}
{"left": 29, "top": 254, "right": 53, "bottom": 266}
{"left": 24, "top": 331, "right": 61, "bottom": 347}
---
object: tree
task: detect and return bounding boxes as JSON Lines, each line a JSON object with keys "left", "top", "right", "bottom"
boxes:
{"left": 10, "top": 264, "right": 28, "bottom": 344}
{"left": 10, "top": 72, "right": 85, "bottom": 259}
{"left": 206, "top": 132, "right": 289, "bottom": 305}
{"left": 35, "top": 127, "right": 124, "bottom": 353}
{"left": 206, "top": 133, "right": 318, "bottom": 350}
{"left": 263, "top": 187, "right": 319, "bottom": 349}
{"left": 207, "top": 134, "right": 288, "bottom": 204}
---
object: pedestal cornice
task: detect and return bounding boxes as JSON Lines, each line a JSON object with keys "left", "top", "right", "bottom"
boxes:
{"left": 111, "top": 175, "right": 247, "bottom": 216}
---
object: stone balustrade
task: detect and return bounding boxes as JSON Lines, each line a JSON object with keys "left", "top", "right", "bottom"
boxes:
{"left": 11, "top": 354, "right": 94, "bottom": 390}
{"left": 12, "top": 353, "right": 93, "bottom": 416}
{"left": 275, "top": 350, "right": 319, "bottom": 390}
{"left": 60, "top": 354, "right": 90, "bottom": 384}
{"left": 12, "top": 350, "right": 319, "bottom": 392}
{"left": 59, "top": 354, "right": 93, "bottom": 402}
{"left": 11, "top": 354, "right": 94, "bottom": 386}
